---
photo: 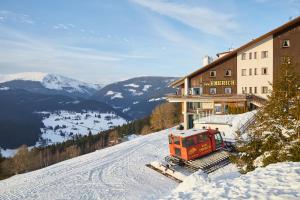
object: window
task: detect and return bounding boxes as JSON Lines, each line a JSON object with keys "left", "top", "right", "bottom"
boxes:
{"left": 282, "top": 39, "right": 290, "bottom": 48}
{"left": 188, "top": 102, "right": 202, "bottom": 110}
{"left": 243, "top": 87, "right": 247, "bottom": 94}
{"left": 175, "top": 148, "right": 181, "bottom": 156}
{"left": 210, "top": 70, "right": 216, "bottom": 77}
{"left": 214, "top": 133, "right": 223, "bottom": 148}
{"left": 254, "top": 87, "right": 257, "bottom": 94}
{"left": 242, "top": 69, "right": 247, "bottom": 76}
{"left": 261, "top": 51, "right": 268, "bottom": 58}
{"left": 249, "top": 87, "right": 252, "bottom": 94}
{"left": 184, "top": 137, "right": 196, "bottom": 147}
{"left": 225, "top": 69, "right": 232, "bottom": 77}
{"left": 262, "top": 86, "right": 268, "bottom": 94}
{"left": 192, "top": 87, "right": 202, "bottom": 95}
{"left": 262, "top": 68, "right": 268, "bottom": 75}
{"left": 254, "top": 52, "right": 257, "bottom": 59}
{"left": 214, "top": 104, "right": 222, "bottom": 114}
{"left": 249, "top": 68, "right": 252, "bottom": 76}
{"left": 241, "top": 53, "right": 246, "bottom": 60}
{"left": 173, "top": 137, "right": 180, "bottom": 145}
{"left": 254, "top": 68, "right": 258, "bottom": 75}
{"left": 249, "top": 52, "right": 252, "bottom": 60}
{"left": 210, "top": 87, "right": 217, "bottom": 95}
{"left": 224, "top": 87, "right": 232, "bottom": 94}
{"left": 197, "top": 134, "right": 209, "bottom": 143}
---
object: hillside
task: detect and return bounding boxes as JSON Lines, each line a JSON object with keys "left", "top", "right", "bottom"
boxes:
{"left": 0, "top": 129, "right": 177, "bottom": 200}
{"left": 1, "top": 126, "right": 299, "bottom": 200}
{"left": 0, "top": 74, "right": 178, "bottom": 150}
{"left": 0, "top": 89, "right": 129, "bottom": 149}
{"left": 92, "top": 76, "right": 177, "bottom": 119}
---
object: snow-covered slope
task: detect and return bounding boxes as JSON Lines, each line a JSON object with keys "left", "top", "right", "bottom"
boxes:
{"left": 1, "top": 114, "right": 299, "bottom": 200}
{"left": 0, "top": 72, "right": 101, "bottom": 97}
{"left": 37, "top": 111, "right": 127, "bottom": 145}
{"left": 93, "top": 76, "right": 177, "bottom": 119}
{"left": 165, "top": 162, "right": 300, "bottom": 200}
{"left": 0, "top": 129, "right": 176, "bottom": 200}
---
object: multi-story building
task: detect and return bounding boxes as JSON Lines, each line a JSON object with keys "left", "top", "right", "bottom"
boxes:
{"left": 167, "top": 16, "right": 300, "bottom": 130}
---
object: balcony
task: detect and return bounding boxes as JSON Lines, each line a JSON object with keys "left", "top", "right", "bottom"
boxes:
{"left": 166, "top": 93, "right": 247, "bottom": 102}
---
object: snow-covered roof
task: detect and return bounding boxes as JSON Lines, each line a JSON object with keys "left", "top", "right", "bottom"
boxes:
{"left": 170, "top": 128, "right": 209, "bottom": 138}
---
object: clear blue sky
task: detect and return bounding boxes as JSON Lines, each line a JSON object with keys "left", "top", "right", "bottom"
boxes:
{"left": 0, "top": 0, "right": 299, "bottom": 84}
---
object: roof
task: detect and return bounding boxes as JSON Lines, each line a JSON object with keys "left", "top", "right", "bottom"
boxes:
{"left": 169, "top": 16, "right": 300, "bottom": 87}
{"left": 169, "top": 128, "right": 214, "bottom": 138}
{"left": 216, "top": 50, "right": 233, "bottom": 57}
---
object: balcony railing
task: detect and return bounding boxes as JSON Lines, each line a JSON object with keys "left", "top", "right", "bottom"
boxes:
{"left": 166, "top": 93, "right": 247, "bottom": 100}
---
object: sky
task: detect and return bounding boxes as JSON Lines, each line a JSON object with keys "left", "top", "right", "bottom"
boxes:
{"left": 0, "top": 0, "right": 299, "bottom": 84}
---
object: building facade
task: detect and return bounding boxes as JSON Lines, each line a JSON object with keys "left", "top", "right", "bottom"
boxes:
{"left": 167, "top": 17, "right": 300, "bottom": 130}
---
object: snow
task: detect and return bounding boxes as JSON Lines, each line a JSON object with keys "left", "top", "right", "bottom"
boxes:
{"left": 1, "top": 113, "right": 299, "bottom": 200}
{"left": 0, "top": 129, "right": 177, "bottom": 200}
{"left": 106, "top": 90, "right": 115, "bottom": 95}
{"left": 142, "top": 84, "right": 152, "bottom": 91}
{"left": 148, "top": 97, "right": 166, "bottom": 102}
{"left": 125, "top": 134, "right": 140, "bottom": 141}
{"left": 164, "top": 162, "right": 300, "bottom": 200}
{"left": 253, "top": 151, "right": 271, "bottom": 167}
{"left": 0, "top": 86, "right": 9, "bottom": 90}
{"left": 194, "top": 111, "right": 256, "bottom": 140}
{"left": 105, "top": 91, "right": 123, "bottom": 99}
{"left": 0, "top": 146, "right": 35, "bottom": 158}
{"left": 124, "top": 83, "right": 139, "bottom": 88}
{"left": 170, "top": 128, "right": 208, "bottom": 137}
{"left": 0, "top": 148, "right": 18, "bottom": 158}
{"left": 111, "top": 92, "right": 123, "bottom": 99}
{"left": 128, "top": 89, "right": 143, "bottom": 96}
{"left": 0, "top": 72, "right": 100, "bottom": 94}
{"left": 37, "top": 111, "right": 127, "bottom": 145}
{"left": 122, "top": 107, "right": 131, "bottom": 113}
{"left": 133, "top": 101, "right": 139, "bottom": 104}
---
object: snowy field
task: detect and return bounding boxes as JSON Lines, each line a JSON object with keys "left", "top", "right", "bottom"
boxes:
{"left": 165, "top": 162, "right": 300, "bottom": 200}
{"left": 1, "top": 110, "right": 127, "bottom": 158}
{"left": 37, "top": 110, "right": 127, "bottom": 145}
{"left": 0, "top": 129, "right": 177, "bottom": 200}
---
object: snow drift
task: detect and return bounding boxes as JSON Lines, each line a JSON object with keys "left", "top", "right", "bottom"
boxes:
{"left": 164, "top": 162, "right": 300, "bottom": 200}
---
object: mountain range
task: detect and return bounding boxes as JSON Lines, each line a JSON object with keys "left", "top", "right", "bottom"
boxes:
{"left": 0, "top": 72, "right": 177, "bottom": 149}
{"left": 0, "top": 72, "right": 101, "bottom": 98}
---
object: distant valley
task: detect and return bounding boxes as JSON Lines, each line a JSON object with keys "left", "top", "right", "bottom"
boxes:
{"left": 0, "top": 72, "right": 177, "bottom": 151}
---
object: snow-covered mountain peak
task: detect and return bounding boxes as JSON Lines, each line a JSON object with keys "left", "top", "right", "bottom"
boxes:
{"left": 0, "top": 72, "right": 101, "bottom": 95}
{"left": 42, "top": 73, "right": 99, "bottom": 92}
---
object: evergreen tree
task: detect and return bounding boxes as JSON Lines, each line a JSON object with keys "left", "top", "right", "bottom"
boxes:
{"left": 235, "top": 56, "right": 300, "bottom": 172}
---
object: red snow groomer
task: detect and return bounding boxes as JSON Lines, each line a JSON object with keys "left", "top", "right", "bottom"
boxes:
{"left": 147, "top": 128, "right": 230, "bottom": 182}
{"left": 168, "top": 128, "right": 224, "bottom": 161}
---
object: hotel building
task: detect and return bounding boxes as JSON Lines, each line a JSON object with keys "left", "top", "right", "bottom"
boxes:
{"left": 167, "top": 17, "right": 300, "bottom": 130}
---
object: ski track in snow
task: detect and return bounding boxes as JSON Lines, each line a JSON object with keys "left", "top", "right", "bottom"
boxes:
{"left": 0, "top": 129, "right": 177, "bottom": 200}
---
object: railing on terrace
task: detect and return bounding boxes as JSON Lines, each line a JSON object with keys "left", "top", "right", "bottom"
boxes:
{"left": 166, "top": 93, "right": 247, "bottom": 99}
{"left": 246, "top": 94, "right": 267, "bottom": 106}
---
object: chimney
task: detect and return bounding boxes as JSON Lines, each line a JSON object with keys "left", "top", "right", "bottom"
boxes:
{"left": 202, "top": 55, "right": 213, "bottom": 67}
